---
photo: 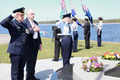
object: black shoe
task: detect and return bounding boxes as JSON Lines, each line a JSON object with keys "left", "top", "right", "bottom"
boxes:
{"left": 73, "top": 50, "right": 77, "bottom": 52}
{"left": 52, "top": 59, "right": 58, "bottom": 61}
{"left": 85, "top": 47, "right": 90, "bottom": 49}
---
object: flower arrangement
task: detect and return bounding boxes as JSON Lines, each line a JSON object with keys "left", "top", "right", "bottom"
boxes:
{"left": 101, "top": 52, "right": 120, "bottom": 60}
{"left": 81, "top": 56, "right": 103, "bottom": 72}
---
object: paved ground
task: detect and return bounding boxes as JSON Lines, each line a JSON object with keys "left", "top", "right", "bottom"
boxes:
{"left": 0, "top": 57, "right": 81, "bottom": 80}
{"left": 0, "top": 57, "right": 120, "bottom": 80}
{"left": 0, "top": 34, "right": 120, "bottom": 80}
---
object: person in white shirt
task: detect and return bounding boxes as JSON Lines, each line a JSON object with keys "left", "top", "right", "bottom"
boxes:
{"left": 71, "top": 17, "right": 78, "bottom": 52}
{"left": 93, "top": 17, "right": 103, "bottom": 47}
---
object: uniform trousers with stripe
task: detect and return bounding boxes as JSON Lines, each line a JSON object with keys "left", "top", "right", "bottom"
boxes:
{"left": 97, "top": 29, "right": 102, "bottom": 47}
{"left": 61, "top": 36, "right": 72, "bottom": 66}
{"left": 73, "top": 31, "right": 78, "bottom": 52}
{"left": 10, "top": 54, "right": 26, "bottom": 80}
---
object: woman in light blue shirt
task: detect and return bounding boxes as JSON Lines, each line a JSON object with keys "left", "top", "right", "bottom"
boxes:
{"left": 71, "top": 17, "right": 78, "bottom": 52}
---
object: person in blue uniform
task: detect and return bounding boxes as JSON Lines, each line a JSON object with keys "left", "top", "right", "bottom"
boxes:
{"left": 23, "top": 9, "right": 42, "bottom": 80}
{"left": 56, "top": 13, "right": 74, "bottom": 66}
{"left": 71, "top": 17, "right": 78, "bottom": 52}
{"left": 0, "top": 7, "right": 27, "bottom": 80}
{"left": 93, "top": 17, "right": 103, "bottom": 47}
{"left": 83, "top": 17, "right": 90, "bottom": 49}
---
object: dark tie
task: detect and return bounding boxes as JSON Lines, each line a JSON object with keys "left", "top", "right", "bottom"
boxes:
{"left": 68, "top": 24, "right": 71, "bottom": 33}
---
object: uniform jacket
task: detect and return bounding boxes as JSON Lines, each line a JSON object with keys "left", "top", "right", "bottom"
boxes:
{"left": 83, "top": 22, "right": 90, "bottom": 35}
{"left": 0, "top": 15, "right": 27, "bottom": 55}
{"left": 23, "top": 18, "right": 42, "bottom": 49}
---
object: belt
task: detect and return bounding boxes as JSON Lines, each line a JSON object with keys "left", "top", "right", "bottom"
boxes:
{"left": 73, "top": 31, "right": 77, "bottom": 32}
{"left": 62, "top": 35, "right": 72, "bottom": 37}
{"left": 57, "top": 34, "right": 72, "bottom": 37}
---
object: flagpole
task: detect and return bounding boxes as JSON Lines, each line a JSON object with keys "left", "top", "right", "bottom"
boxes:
{"left": 64, "top": 0, "right": 67, "bottom": 13}
{"left": 69, "top": 0, "right": 81, "bottom": 23}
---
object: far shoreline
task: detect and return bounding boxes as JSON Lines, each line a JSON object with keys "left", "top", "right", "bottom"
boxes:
{"left": 99, "top": 22, "right": 120, "bottom": 24}
{"left": 38, "top": 22, "right": 120, "bottom": 25}
{"left": 0, "top": 34, "right": 120, "bottom": 45}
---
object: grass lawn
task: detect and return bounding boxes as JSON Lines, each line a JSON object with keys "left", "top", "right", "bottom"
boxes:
{"left": 0, "top": 37, "right": 120, "bottom": 63}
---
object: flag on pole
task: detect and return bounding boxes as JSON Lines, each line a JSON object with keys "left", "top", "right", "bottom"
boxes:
{"left": 60, "top": 0, "right": 66, "bottom": 12}
{"left": 71, "top": 8, "right": 83, "bottom": 27}
{"left": 71, "top": 8, "right": 76, "bottom": 17}
{"left": 81, "top": 3, "right": 93, "bottom": 24}
{"left": 60, "top": 0, "right": 66, "bottom": 18}
{"left": 60, "top": 9, "right": 64, "bottom": 18}
{"left": 76, "top": 21, "right": 83, "bottom": 27}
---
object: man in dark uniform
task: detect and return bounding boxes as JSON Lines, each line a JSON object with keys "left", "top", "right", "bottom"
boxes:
{"left": 52, "top": 26, "right": 61, "bottom": 61}
{"left": 0, "top": 7, "right": 27, "bottom": 80}
{"left": 56, "top": 13, "right": 74, "bottom": 66}
{"left": 23, "top": 9, "right": 42, "bottom": 80}
{"left": 83, "top": 17, "right": 90, "bottom": 49}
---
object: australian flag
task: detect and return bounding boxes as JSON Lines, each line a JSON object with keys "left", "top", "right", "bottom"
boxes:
{"left": 60, "top": 0, "right": 66, "bottom": 18}
{"left": 71, "top": 8, "right": 83, "bottom": 27}
{"left": 71, "top": 8, "right": 76, "bottom": 17}
{"left": 81, "top": 3, "right": 93, "bottom": 24}
{"left": 60, "top": 0, "right": 66, "bottom": 13}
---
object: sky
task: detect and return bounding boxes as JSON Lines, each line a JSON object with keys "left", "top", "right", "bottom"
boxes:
{"left": 0, "top": 0, "right": 120, "bottom": 21}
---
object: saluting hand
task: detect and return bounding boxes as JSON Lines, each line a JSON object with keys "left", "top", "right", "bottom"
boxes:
{"left": 12, "top": 12, "right": 21, "bottom": 18}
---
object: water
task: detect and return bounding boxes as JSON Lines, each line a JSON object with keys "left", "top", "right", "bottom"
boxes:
{"left": 0, "top": 23, "right": 120, "bottom": 42}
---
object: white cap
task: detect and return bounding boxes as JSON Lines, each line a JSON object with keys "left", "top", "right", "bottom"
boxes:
{"left": 84, "top": 16, "right": 88, "bottom": 19}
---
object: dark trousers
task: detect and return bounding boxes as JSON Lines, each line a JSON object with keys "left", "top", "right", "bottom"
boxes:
{"left": 10, "top": 54, "right": 26, "bottom": 80}
{"left": 61, "top": 37, "right": 72, "bottom": 66}
{"left": 73, "top": 31, "right": 78, "bottom": 52}
{"left": 54, "top": 38, "right": 61, "bottom": 60}
{"left": 26, "top": 39, "right": 39, "bottom": 80}
{"left": 84, "top": 31, "right": 90, "bottom": 49}
{"left": 97, "top": 29, "right": 102, "bottom": 47}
